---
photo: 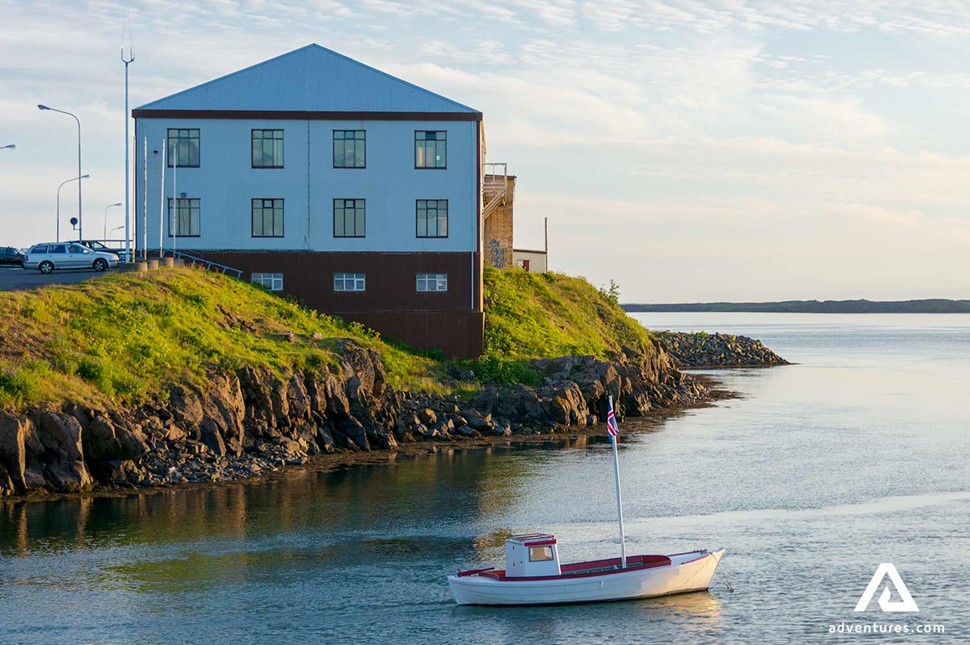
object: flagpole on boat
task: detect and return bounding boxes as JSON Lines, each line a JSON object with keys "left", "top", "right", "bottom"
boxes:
{"left": 608, "top": 395, "right": 627, "bottom": 568}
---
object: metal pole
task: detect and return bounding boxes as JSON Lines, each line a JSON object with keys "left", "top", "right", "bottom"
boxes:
{"left": 122, "top": 48, "right": 134, "bottom": 263}
{"left": 544, "top": 217, "right": 549, "bottom": 271}
{"left": 142, "top": 137, "right": 147, "bottom": 260}
{"left": 172, "top": 148, "right": 177, "bottom": 258}
{"left": 159, "top": 139, "right": 165, "bottom": 258}
{"left": 104, "top": 203, "right": 121, "bottom": 240}
{"left": 609, "top": 395, "right": 627, "bottom": 568}
{"left": 37, "top": 106, "right": 83, "bottom": 239}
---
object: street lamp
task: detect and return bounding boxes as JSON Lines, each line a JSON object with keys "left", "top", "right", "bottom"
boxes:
{"left": 0, "top": 144, "right": 14, "bottom": 151}
{"left": 57, "top": 174, "right": 89, "bottom": 242}
{"left": 38, "top": 104, "right": 83, "bottom": 239}
{"left": 104, "top": 202, "right": 122, "bottom": 240}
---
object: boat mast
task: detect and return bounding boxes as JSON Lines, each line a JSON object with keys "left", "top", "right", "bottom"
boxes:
{"left": 609, "top": 395, "right": 627, "bottom": 568}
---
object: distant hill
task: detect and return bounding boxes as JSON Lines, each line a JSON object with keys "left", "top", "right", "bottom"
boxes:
{"left": 622, "top": 299, "right": 970, "bottom": 314}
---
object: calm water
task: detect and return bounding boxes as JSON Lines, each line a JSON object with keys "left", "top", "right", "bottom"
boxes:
{"left": 2, "top": 314, "right": 968, "bottom": 644}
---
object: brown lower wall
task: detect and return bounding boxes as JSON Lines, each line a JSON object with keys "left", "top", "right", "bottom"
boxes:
{"left": 182, "top": 250, "right": 484, "bottom": 358}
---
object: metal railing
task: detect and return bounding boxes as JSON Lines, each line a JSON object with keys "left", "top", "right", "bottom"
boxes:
{"left": 169, "top": 250, "right": 244, "bottom": 278}
{"left": 483, "top": 162, "right": 509, "bottom": 220}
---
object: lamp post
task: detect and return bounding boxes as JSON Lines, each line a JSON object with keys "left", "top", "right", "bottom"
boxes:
{"left": 57, "top": 174, "right": 89, "bottom": 242}
{"left": 0, "top": 144, "right": 14, "bottom": 151}
{"left": 104, "top": 202, "right": 122, "bottom": 240}
{"left": 122, "top": 45, "right": 135, "bottom": 263}
{"left": 38, "top": 104, "right": 83, "bottom": 239}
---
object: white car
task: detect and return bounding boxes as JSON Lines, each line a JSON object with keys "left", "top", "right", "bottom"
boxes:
{"left": 23, "top": 242, "right": 120, "bottom": 274}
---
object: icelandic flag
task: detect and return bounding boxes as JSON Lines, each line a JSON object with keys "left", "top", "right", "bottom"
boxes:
{"left": 607, "top": 398, "right": 619, "bottom": 438}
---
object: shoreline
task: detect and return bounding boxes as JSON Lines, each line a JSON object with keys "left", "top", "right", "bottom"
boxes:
{"left": 0, "top": 375, "right": 734, "bottom": 505}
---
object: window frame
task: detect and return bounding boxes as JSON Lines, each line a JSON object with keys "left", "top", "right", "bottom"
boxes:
{"left": 333, "top": 272, "right": 366, "bottom": 292}
{"left": 416, "top": 273, "right": 448, "bottom": 292}
{"left": 166, "top": 128, "right": 200, "bottom": 168}
{"left": 415, "top": 130, "right": 447, "bottom": 169}
{"left": 529, "top": 546, "right": 554, "bottom": 562}
{"left": 251, "top": 129, "right": 284, "bottom": 169}
{"left": 167, "top": 197, "right": 201, "bottom": 237}
{"left": 416, "top": 199, "right": 449, "bottom": 238}
{"left": 251, "top": 198, "right": 285, "bottom": 238}
{"left": 251, "top": 272, "right": 284, "bottom": 292}
{"left": 333, "top": 130, "right": 366, "bottom": 169}
{"left": 333, "top": 198, "right": 366, "bottom": 238}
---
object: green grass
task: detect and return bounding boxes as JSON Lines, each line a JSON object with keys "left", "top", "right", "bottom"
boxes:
{"left": 0, "top": 268, "right": 442, "bottom": 410}
{"left": 0, "top": 266, "right": 656, "bottom": 409}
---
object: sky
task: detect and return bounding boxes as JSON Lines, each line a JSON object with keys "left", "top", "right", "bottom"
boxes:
{"left": 2, "top": 1, "right": 970, "bottom": 302}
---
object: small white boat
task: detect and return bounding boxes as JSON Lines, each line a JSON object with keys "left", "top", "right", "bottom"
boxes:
{"left": 449, "top": 533, "right": 725, "bottom": 606}
{"left": 448, "top": 397, "right": 727, "bottom": 606}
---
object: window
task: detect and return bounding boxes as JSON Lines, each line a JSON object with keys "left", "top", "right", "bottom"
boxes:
{"left": 252, "top": 129, "right": 283, "bottom": 168}
{"left": 333, "top": 272, "right": 365, "bottom": 292}
{"left": 416, "top": 273, "right": 448, "bottom": 292}
{"left": 168, "top": 197, "right": 201, "bottom": 237}
{"left": 252, "top": 198, "right": 284, "bottom": 238}
{"left": 529, "top": 546, "right": 553, "bottom": 562}
{"left": 333, "top": 130, "right": 365, "bottom": 168}
{"left": 333, "top": 199, "right": 365, "bottom": 238}
{"left": 69, "top": 244, "right": 86, "bottom": 253}
{"left": 416, "top": 200, "right": 448, "bottom": 238}
{"left": 49, "top": 245, "right": 66, "bottom": 254}
{"left": 167, "top": 128, "right": 200, "bottom": 167}
{"left": 415, "top": 131, "right": 447, "bottom": 169}
{"left": 252, "top": 273, "right": 283, "bottom": 292}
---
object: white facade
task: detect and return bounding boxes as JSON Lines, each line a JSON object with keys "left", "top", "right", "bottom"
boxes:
{"left": 134, "top": 118, "right": 479, "bottom": 253}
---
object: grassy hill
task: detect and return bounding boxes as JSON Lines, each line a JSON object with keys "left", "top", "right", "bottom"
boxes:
{"left": 0, "top": 267, "right": 655, "bottom": 410}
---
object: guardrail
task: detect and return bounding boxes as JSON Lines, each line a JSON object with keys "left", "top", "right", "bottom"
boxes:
{"left": 169, "top": 250, "right": 244, "bottom": 279}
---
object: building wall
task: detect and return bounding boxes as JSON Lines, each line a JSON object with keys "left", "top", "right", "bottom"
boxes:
{"left": 188, "top": 249, "right": 483, "bottom": 357}
{"left": 483, "top": 175, "right": 515, "bottom": 269}
{"left": 513, "top": 249, "right": 547, "bottom": 273}
{"left": 133, "top": 118, "right": 479, "bottom": 254}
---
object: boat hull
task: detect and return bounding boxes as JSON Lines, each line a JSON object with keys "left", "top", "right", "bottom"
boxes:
{"left": 449, "top": 549, "right": 725, "bottom": 606}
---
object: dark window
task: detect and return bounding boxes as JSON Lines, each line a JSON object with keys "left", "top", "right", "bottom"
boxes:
{"left": 415, "top": 131, "right": 447, "bottom": 169}
{"left": 167, "top": 197, "right": 201, "bottom": 237}
{"left": 252, "top": 129, "right": 283, "bottom": 168}
{"left": 167, "top": 128, "right": 200, "bottom": 167}
{"left": 49, "top": 244, "right": 67, "bottom": 254}
{"left": 333, "top": 199, "right": 365, "bottom": 238}
{"left": 30, "top": 245, "right": 48, "bottom": 254}
{"left": 333, "top": 130, "right": 365, "bottom": 168}
{"left": 252, "top": 198, "right": 284, "bottom": 238}
{"left": 416, "top": 200, "right": 448, "bottom": 238}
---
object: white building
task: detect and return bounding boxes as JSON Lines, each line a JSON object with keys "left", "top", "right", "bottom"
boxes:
{"left": 133, "top": 44, "right": 485, "bottom": 357}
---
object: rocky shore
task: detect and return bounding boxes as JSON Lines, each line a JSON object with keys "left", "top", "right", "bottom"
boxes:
{"left": 656, "top": 331, "right": 789, "bottom": 369}
{"left": 0, "top": 339, "right": 710, "bottom": 500}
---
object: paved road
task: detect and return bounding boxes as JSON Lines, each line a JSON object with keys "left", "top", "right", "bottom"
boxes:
{"left": 0, "top": 265, "right": 114, "bottom": 291}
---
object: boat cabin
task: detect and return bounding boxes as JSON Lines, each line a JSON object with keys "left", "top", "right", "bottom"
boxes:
{"left": 505, "top": 533, "right": 561, "bottom": 577}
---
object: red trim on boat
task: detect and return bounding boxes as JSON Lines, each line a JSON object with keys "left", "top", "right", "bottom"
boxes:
{"left": 461, "top": 555, "right": 673, "bottom": 582}
{"left": 523, "top": 539, "right": 557, "bottom": 547}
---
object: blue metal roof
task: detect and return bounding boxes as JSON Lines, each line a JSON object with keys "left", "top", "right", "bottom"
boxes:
{"left": 136, "top": 44, "right": 479, "bottom": 115}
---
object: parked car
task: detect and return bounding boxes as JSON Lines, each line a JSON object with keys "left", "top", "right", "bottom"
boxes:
{"left": 0, "top": 246, "right": 24, "bottom": 266}
{"left": 23, "top": 242, "right": 120, "bottom": 273}
{"left": 79, "top": 240, "right": 131, "bottom": 261}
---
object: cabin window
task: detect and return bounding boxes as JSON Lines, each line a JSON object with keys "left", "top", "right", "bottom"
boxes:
{"left": 529, "top": 546, "right": 553, "bottom": 562}
{"left": 415, "top": 131, "right": 447, "bottom": 169}
{"left": 252, "top": 129, "right": 284, "bottom": 168}
{"left": 167, "top": 128, "right": 200, "bottom": 167}
{"left": 333, "top": 130, "right": 366, "bottom": 168}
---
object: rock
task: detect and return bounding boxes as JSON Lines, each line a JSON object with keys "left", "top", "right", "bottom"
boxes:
{"left": 417, "top": 408, "right": 437, "bottom": 426}
{"left": 30, "top": 410, "right": 94, "bottom": 492}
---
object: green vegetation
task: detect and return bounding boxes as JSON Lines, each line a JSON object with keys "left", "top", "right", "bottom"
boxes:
{"left": 0, "top": 268, "right": 441, "bottom": 410}
{"left": 0, "top": 266, "right": 656, "bottom": 409}
{"left": 470, "top": 267, "right": 653, "bottom": 383}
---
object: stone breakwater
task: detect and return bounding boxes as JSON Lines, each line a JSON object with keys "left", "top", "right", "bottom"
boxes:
{"left": 656, "top": 331, "right": 790, "bottom": 369}
{"left": 0, "top": 340, "right": 707, "bottom": 499}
